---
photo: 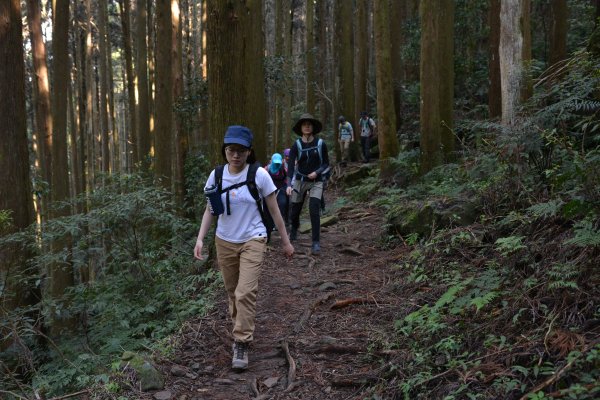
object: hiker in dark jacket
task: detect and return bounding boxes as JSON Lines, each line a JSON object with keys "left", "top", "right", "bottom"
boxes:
{"left": 285, "top": 113, "right": 329, "bottom": 255}
{"left": 264, "top": 152, "right": 289, "bottom": 229}
{"left": 194, "top": 126, "right": 294, "bottom": 371}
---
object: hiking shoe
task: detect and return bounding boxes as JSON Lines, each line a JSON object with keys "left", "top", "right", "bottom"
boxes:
{"left": 232, "top": 341, "right": 249, "bottom": 371}
{"left": 311, "top": 241, "right": 321, "bottom": 255}
{"left": 289, "top": 228, "right": 298, "bottom": 241}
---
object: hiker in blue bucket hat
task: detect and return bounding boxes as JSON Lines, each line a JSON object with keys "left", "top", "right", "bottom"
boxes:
{"left": 194, "top": 125, "right": 294, "bottom": 371}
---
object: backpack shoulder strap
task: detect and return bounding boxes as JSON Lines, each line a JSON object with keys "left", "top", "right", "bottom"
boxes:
{"left": 317, "top": 138, "right": 323, "bottom": 164}
{"left": 215, "top": 164, "right": 225, "bottom": 192}
{"left": 246, "top": 162, "right": 261, "bottom": 201}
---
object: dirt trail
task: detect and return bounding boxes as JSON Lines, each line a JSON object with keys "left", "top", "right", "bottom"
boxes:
{"left": 149, "top": 188, "right": 406, "bottom": 399}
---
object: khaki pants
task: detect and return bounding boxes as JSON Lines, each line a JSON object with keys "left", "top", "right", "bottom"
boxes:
{"left": 215, "top": 236, "right": 267, "bottom": 342}
{"left": 339, "top": 139, "right": 351, "bottom": 161}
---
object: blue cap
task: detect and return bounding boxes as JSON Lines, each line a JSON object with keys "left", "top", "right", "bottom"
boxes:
{"left": 224, "top": 125, "right": 253, "bottom": 148}
{"left": 271, "top": 153, "right": 283, "bottom": 164}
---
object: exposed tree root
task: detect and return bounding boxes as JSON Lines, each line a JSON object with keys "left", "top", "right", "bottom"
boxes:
{"left": 330, "top": 297, "right": 379, "bottom": 310}
{"left": 293, "top": 293, "right": 335, "bottom": 334}
{"left": 281, "top": 340, "right": 297, "bottom": 392}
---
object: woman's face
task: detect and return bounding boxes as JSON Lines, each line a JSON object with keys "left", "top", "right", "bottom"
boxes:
{"left": 301, "top": 121, "right": 313, "bottom": 135}
{"left": 225, "top": 145, "right": 250, "bottom": 170}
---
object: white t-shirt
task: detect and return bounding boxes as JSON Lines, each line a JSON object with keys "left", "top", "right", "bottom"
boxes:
{"left": 205, "top": 164, "right": 276, "bottom": 243}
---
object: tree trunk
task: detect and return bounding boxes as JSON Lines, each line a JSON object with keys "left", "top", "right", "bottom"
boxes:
{"left": 488, "top": 0, "right": 502, "bottom": 119}
{"left": 118, "top": 0, "right": 138, "bottom": 169}
{"left": 336, "top": 0, "right": 355, "bottom": 162}
{"left": 521, "top": 0, "right": 532, "bottom": 102}
{"left": 373, "top": 0, "right": 399, "bottom": 177}
{"left": 136, "top": 0, "right": 151, "bottom": 169}
{"left": 275, "top": 0, "right": 292, "bottom": 153}
{"left": 154, "top": 0, "right": 173, "bottom": 187}
{"left": 0, "top": 0, "right": 36, "bottom": 322}
{"left": 50, "top": 0, "right": 75, "bottom": 334}
{"left": 173, "top": 0, "right": 188, "bottom": 206}
{"left": 419, "top": 0, "right": 454, "bottom": 174}
{"left": 500, "top": 0, "right": 523, "bottom": 126}
{"left": 549, "top": 0, "right": 568, "bottom": 66}
{"left": 27, "top": 0, "right": 53, "bottom": 202}
{"left": 306, "top": 0, "right": 315, "bottom": 114}
{"left": 85, "top": 0, "right": 96, "bottom": 190}
{"left": 390, "top": 0, "right": 405, "bottom": 131}
{"left": 206, "top": 0, "right": 268, "bottom": 165}
{"left": 73, "top": 4, "right": 87, "bottom": 199}
{"left": 354, "top": 0, "right": 368, "bottom": 127}
{"left": 98, "top": 0, "right": 111, "bottom": 173}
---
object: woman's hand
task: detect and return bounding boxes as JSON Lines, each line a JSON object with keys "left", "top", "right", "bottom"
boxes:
{"left": 283, "top": 242, "right": 294, "bottom": 259}
{"left": 308, "top": 172, "right": 317, "bottom": 180}
{"left": 286, "top": 186, "right": 293, "bottom": 196}
{"left": 194, "top": 239, "right": 204, "bottom": 260}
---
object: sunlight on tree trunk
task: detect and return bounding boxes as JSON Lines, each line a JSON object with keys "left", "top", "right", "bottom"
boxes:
{"left": 500, "top": 0, "right": 524, "bottom": 127}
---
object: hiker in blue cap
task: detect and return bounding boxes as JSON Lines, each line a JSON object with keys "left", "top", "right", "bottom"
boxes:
{"left": 285, "top": 113, "right": 330, "bottom": 255}
{"left": 194, "top": 125, "right": 294, "bottom": 371}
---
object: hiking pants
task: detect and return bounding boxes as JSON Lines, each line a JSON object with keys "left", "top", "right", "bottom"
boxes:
{"left": 290, "top": 179, "right": 323, "bottom": 242}
{"left": 361, "top": 136, "right": 371, "bottom": 161}
{"left": 215, "top": 236, "right": 267, "bottom": 343}
{"left": 339, "top": 139, "right": 351, "bottom": 162}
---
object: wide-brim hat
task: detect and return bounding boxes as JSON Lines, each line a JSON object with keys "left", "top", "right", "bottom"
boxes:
{"left": 293, "top": 113, "right": 322, "bottom": 135}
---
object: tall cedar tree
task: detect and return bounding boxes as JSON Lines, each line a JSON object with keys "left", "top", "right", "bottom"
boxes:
{"left": 0, "top": 0, "right": 36, "bottom": 321}
{"left": 50, "top": 0, "right": 75, "bottom": 333}
{"left": 206, "top": 0, "right": 268, "bottom": 164}
{"left": 419, "top": 0, "right": 455, "bottom": 174}
{"left": 274, "top": 0, "right": 292, "bottom": 152}
{"left": 27, "top": 0, "right": 53, "bottom": 200}
{"left": 336, "top": 0, "right": 355, "bottom": 162}
{"left": 98, "top": 0, "right": 111, "bottom": 172}
{"left": 154, "top": 0, "right": 173, "bottom": 187}
{"left": 500, "top": 0, "right": 524, "bottom": 126}
{"left": 118, "top": 0, "right": 138, "bottom": 168}
{"left": 489, "top": 0, "right": 502, "bottom": 118}
{"left": 390, "top": 0, "right": 405, "bottom": 130}
{"left": 373, "top": 0, "right": 399, "bottom": 176}
{"left": 136, "top": 0, "right": 151, "bottom": 169}
{"left": 549, "top": 0, "right": 568, "bottom": 66}
{"left": 354, "top": 0, "right": 368, "bottom": 128}
{"left": 306, "top": 0, "right": 315, "bottom": 113}
{"left": 521, "top": 0, "right": 532, "bottom": 102}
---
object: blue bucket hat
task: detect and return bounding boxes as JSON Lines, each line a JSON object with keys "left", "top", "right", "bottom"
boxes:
{"left": 224, "top": 125, "right": 253, "bottom": 148}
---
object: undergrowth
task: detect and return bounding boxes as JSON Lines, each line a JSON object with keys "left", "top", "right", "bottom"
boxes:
{"left": 0, "top": 174, "right": 218, "bottom": 398}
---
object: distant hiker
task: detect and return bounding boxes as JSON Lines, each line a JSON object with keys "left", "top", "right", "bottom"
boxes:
{"left": 359, "top": 111, "right": 376, "bottom": 163}
{"left": 264, "top": 152, "right": 289, "bottom": 228}
{"left": 283, "top": 148, "right": 291, "bottom": 171}
{"left": 286, "top": 113, "right": 330, "bottom": 255}
{"left": 337, "top": 115, "right": 354, "bottom": 165}
{"left": 193, "top": 125, "right": 294, "bottom": 371}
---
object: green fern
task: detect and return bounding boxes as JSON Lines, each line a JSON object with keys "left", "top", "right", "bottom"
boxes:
{"left": 527, "top": 199, "right": 564, "bottom": 218}
{"left": 566, "top": 218, "right": 600, "bottom": 247}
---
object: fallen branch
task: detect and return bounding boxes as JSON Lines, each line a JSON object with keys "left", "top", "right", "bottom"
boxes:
{"left": 330, "top": 297, "right": 378, "bottom": 310}
{"left": 330, "top": 376, "right": 377, "bottom": 387}
{"left": 281, "top": 341, "right": 297, "bottom": 392}
{"left": 0, "top": 390, "right": 29, "bottom": 400}
{"left": 519, "top": 340, "right": 600, "bottom": 400}
{"left": 48, "top": 390, "right": 90, "bottom": 400}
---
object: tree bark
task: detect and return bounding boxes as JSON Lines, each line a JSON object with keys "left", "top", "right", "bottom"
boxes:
{"left": 520, "top": 0, "right": 532, "bottom": 102}
{"left": 27, "top": 0, "right": 53, "bottom": 199}
{"left": 136, "top": 0, "right": 151, "bottom": 169}
{"left": 206, "top": 0, "right": 268, "bottom": 164}
{"left": 336, "top": 0, "right": 355, "bottom": 161}
{"left": 98, "top": 0, "right": 111, "bottom": 173}
{"left": 118, "top": 0, "right": 138, "bottom": 169}
{"left": 373, "top": 0, "right": 399, "bottom": 177}
{"left": 173, "top": 0, "right": 188, "bottom": 206}
{"left": 354, "top": 0, "right": 368, "bottom": 127}
{"left": 488, "top": 0, "right": 502, "bottom": 119}
{"left": 0, "top": 0, "right": 36, "bottom": 320}
{"left": 154, "top": 0, "right": 173, "bottom": 187}
{"left": 50, "top": 0, "right": 75, "bottom": 334}
{"left": 500, "top": 0, "right": 523, "bottom": 126}
{"left": 306, "top": 0, "right": 316, "bottom": 114}
{"left": 549, "top": 0, "right": 568, "bottom": 66}
{"left": 390, "top": 0, "right": 405, "bottom": 130}
{"left": 419, "top": 0, "right": 454, "bottom": 174}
